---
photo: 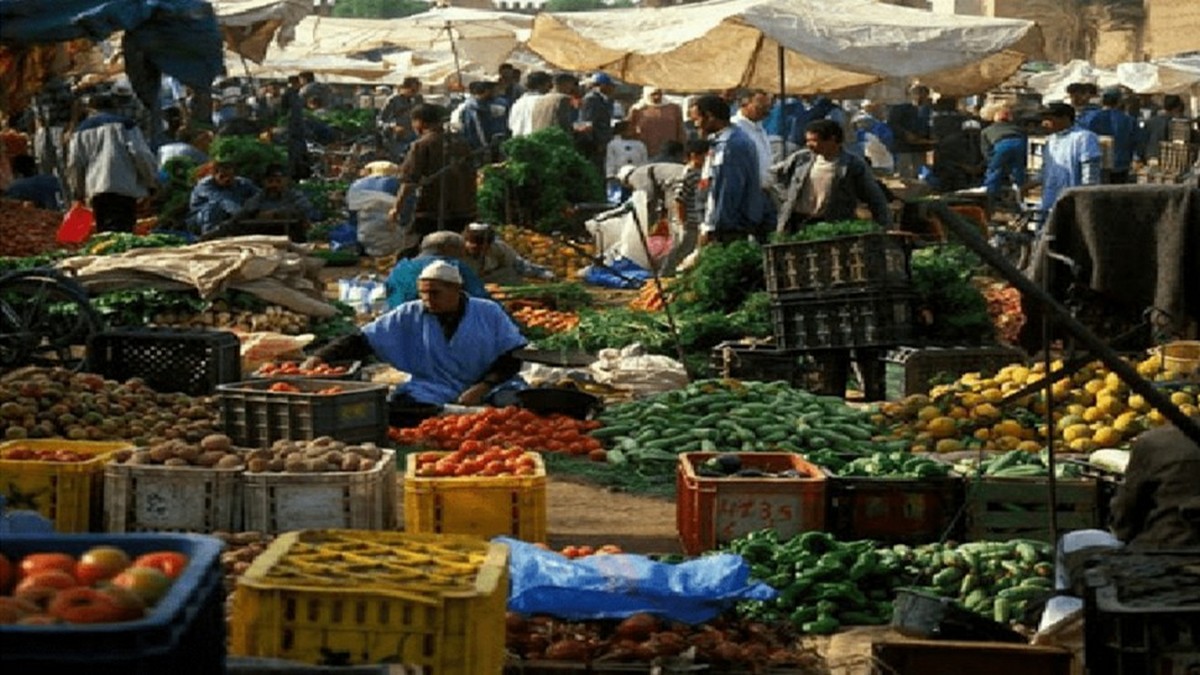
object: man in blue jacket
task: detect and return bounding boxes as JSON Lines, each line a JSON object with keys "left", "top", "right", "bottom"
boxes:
{"left": 689, "top": 94, "right": 769, "bottom": 245}
{"left": 772, "top": 119, "right": 892, "bottom": 235}
{"left": 1083, "top": 87, "right": 1136, "bottom": 184}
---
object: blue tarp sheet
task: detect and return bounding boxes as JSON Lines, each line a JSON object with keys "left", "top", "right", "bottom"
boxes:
{"left": 0, "top": 0, "right": 223, "bottom": 90}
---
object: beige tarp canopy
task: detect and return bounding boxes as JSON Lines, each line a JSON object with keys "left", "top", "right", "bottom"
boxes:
{"left": 527, "top": 0, "right": 1042, "bottom": 97}
{"left": 1024, "top": 57, "right": 1200, "bottom": 102}
{"left": 212, "top": 0, "right": 313, "bottom": 63}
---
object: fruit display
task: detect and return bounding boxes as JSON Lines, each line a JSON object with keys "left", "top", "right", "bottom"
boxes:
{"left": 945, "top": 448, "right": 1085, "bottom": 478}
{"left": 877, "top": 356, "right": 1200, "bottom": 454}
{"left": 391, "top": 406, "right": 604, "bottom": 456}
{"left": 0, "top": 368, "right": 219, "bottom": 444}
{"left": 728, "top": 530, "right": 1054, "bottom": 633}
{"left": 511, "top": 305, "right": 581, "bottom": 334}
{"left": 0, "top": 198, "right": 63, "bottom": 258}
{"left": 533, "top": 543, "right": 625, "bottom": 558}
{"left": 111, "top": 435, "right": 246, "bottom": 470}
{"left": 0, "top": 446, "right": 93, "bottom": 462}
{"left": 253, "top": 361, "right": 354, "bottom": 378}
{"left": 244, "top": 437, "right": 384, "bottom": 473}
{"left": 496, "top": 225, "right": 594, "bottom": 280}
{"left": 411, "top": 444, "right": 540, "bottom": 478}
{"left": 0, "top": 546, "right": 188, "bottom": 625}
{"left": 801, "top": 449, "right": 951, "bottom": 478}
{"left": 594, "top": 380, "right": 898, "bottom": 477}
{"left": 978, "top": 279, "right": 1025, "bottom": 345}
{"left": 506, "top": 612, "right": 823, "bottom": 671}
{"left": 266, "top": 381, "right": 344, "bottom": 395}
{"left": 629, "top": 279, "right": 668, "bottom": 311}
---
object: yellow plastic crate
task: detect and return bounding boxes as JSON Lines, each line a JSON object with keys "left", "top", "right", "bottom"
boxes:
{"left": 0, "top": 439, "right": 132, "bottom": 532}
{"left": 230, "top": 529, "right": 508, "bottom": 673}
{"left": 403, "top": 452, "right": 547, "bottom": 542}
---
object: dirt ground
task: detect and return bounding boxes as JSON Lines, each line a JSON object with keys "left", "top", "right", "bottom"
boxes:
{"left": 544, "top": 476, "right": 680, "bottom": 552}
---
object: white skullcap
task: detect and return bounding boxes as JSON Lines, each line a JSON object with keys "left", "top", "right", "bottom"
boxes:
{"left": 418, "top": 259, "right": 463, "bottom": 285}
{"left": 364, "top": 160, "right": 400, "bottom": 176}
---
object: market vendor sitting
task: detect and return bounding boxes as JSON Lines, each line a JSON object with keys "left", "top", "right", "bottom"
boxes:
{"left": 384, "top": 231, "right": 489, "bottom": 307}
{"left": 1039, "top": 415, "right": 1200, "bottom": 630}
{"left": 229, "top": 163, "right": 316, "bottom": 242}
{"left": 186, "top": 159, "right": 259, "bottom": 236}
{"left": 308, "top": 260, "right": 527, "bottom": 418}
{"left": 462, "top": 222, "right": 554, "bottom": 285}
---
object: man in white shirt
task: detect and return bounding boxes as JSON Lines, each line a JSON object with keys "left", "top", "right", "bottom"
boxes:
{"left": 1030, "top": 102, "right": 1101, "bottom": 221}
{"left": 731, "top": 89, "right": 775, "bottom": 189}
{"left": 507, "top": 71, "right": 552, "bottom": 138}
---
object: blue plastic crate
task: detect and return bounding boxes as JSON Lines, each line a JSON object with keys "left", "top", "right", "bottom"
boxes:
{"left": 0, "top": 532, "right": 226, "bottom": 675}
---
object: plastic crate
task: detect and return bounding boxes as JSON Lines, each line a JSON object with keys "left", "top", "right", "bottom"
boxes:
{"left": 762, "top": 232, "right": 912, "bottom": 296}
{"left": 964, "top": 476, "right": 1099, "bottom": 542}
{"left": 883, "top": 345, "right": 1027, "bottom": 399}
{"left": 676, "top": 453, "right": 827, "bottom": 556}
{"left": 0, "top": 532, "right": 225, "bottom": 675}
{"left": 249, "top": 360, "right": 363, "bottom": 381}
{"left": 104, "top": 462, "right": 244, "bottom": 533}
{"left": 709, "top": 341, "right": 845, "bottom": 395}
{"left": 87, "top": 328, "right": 241, "bottom": 396}
{"left": 872, "top": 637, "right": 1072, "bottom": 675}
{"left": 403, "top": 451, "right": 547, "bottom": 542}
{"left": 0, "top": 439, "right": 132, "bottom": 532}
{"left": 217, "top": 378, "right": 389, "bottom": 447}
{"left": 1169, "top": 118, "right": 1195, "bottom": 143}
{"left": 243, "top": 449, "right": 396, "bottom": 533}
{"left": 1083, "top": 549, "right": 1200, "bottom": 675}
{"left": 770, "top": 290, "right": 915, "bottom": 350}
{"left": 1160, "top": 141, "right": 1199, "bottom": 176}
{"left": 827, "top": 475, "right": 963, "bottom": 544}
{"left": 230, "top": 529, "right": 508, "bottom": 673}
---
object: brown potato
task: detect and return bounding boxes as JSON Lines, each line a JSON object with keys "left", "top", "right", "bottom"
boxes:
{"left": 200, "top": 434, "right": 232, "bottom": 452}
{"left": 267, "top": 458, "right": 286, "bottom": 472}
{"left": 163, "top": 457, "right": 190, "bottom": 467}
{"left": 196, "top": 450, "right": 226, "bottom": 467}
{"left": 247, "top": 458, "right": 270, "bottom": 472}
{"left": 216, "top": 454, "right": 244, "bottom": 469}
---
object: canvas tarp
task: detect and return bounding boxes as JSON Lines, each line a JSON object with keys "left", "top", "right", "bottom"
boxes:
{"left": 527, "top": 0, "right": 1041, "bottom": 96}
{"left": 211, "top": 0, "right": 312, "bottom": 63}
{"left": 1024, "top": 57, "right": 1200, "bottom": 101}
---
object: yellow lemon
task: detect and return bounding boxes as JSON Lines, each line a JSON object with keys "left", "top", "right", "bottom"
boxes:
{"left": 1127, "top": 394, "right": 1150, "bottom": 412}
{"left": 1147, "top": 409, "right": 1165, "bottom": 426}
{"left": 1062, "top": 423, "right": 1093, "bottom": 443}
{"left": 917, "top": 405, "right": 942, "bottom": 422}
{"left": 1170, "top": 391, "right": 1195, "bottom": 407}
{"left": 1082, "top": 406, "right": 1106, "bottom": 424}
{"left": 1068, "top": 437, "right": 1098, "bottom": 453}
{"left": 980, "top": 388, "right": 1004, "bottom": 404}
{"left": 973, "top": 402, "right": 1001, "bottom": 420}
{"left": 974, "top": 427, "right": 991, "bottom": 441}
{"left": 959, "top": 392, "right": 983, "bottom": 408}
{"left": 935, "top": 438, "right": 963, "bottom": 453}
{"left": 1103, "top": 371, "right": 1126, "bottom": 393}
{"left": 1083, "top": 379, "right": 1106, "bottom": 395}
{"left": 1065, "top": 403, "right": 1087, "bottom": 417}
{"left": 1008, "top": 366, "right": 1031, "bottom": 384}
{"left": 1112, "top": 411, "right": 1141, "bottom": 433}
{"left": 1180, "top": 403, "right": 1198, "bottom": 418}
{"left": 927, "top": 416, "right": 958, "bottom": 439}
{"left": 992, "top": 419, "right": 1025, "bottom": 438}
{"left": 1095, "top": 395, "right": 1125, "bottom": 416}
{"left": 1017, "top": 440, "right": 1043, "bottom": 453}
{"left": 1092, "top": 426, "right": 1122, "bottom": 447}
{"left": 997, "top": 435, "right": 1023, "bottom": 451}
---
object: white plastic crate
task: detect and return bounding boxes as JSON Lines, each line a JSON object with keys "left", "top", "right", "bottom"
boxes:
{"left": 242, "top": 449, "right": 397, "bottom": 533}
{"left": 104, "top": 463, "right": 243, "bottom": 533}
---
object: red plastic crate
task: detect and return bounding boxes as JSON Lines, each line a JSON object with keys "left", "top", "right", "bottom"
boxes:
{"left": 676, "top": 453, "right": 827, "bottom": 556}
{"left": 827, "top": 475, "right": 963, "bottom": 544}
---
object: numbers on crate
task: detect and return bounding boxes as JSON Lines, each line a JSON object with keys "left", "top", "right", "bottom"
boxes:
{"left": 716, "top": 497, "right": 795, "bottom": 539}
{"left": 142, "top": 491, "right": 168, "bottom": 517}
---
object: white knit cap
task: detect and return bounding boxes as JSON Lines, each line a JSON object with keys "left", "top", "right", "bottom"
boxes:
{"left": 418, "top": 259, "right": 463, "bottom": 285}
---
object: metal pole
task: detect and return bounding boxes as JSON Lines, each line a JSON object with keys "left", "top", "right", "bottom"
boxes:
{"left": 627, "top": 205, "right": 690, "bottom": 376}
{"left": 1041, "top": 233, "right": 1058, "bottom": 547}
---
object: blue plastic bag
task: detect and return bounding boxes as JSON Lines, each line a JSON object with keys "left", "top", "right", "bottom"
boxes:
{"left": 497, "top": 537, "right": 776, "bottom": 624}
{"left": 327, "top": 222, "right": 360, "bottom": 253}
{"left": 582, "top": 256, "right": 652, "bottom": 289}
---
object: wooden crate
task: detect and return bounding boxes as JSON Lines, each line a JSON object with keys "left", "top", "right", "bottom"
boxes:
{"left": 873, "top": 637, "right": 1072, "bottom": 675}
{"left": 964, "top": 476, "right": 1099, "bottom": 542}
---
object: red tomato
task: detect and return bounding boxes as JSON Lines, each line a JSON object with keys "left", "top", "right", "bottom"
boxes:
{"left": 19, "top": 553, "right": 76, "bottom": 579}
{"left": 15, "top": 570, "right": 78, "bottom": 594}
{"left": 131, "top": 551, "right": 189, "bottom": 580}
{"left": 75, "top": 546, "right": 132, "bottom": 587}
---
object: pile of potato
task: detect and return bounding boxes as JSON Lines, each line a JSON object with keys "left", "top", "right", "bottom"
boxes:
{"left": 112, "top": 434, "right": 246, "bottom": 469}
{"left": 154, "top": 304, "right": 310, "bottom": 335}
{"left": 244, "top": 436, "right": 384, "bottom": 473}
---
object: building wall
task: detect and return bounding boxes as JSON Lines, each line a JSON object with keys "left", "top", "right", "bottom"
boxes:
{"left": 1143, "top": 0, "right": 1200, "bottom": 58}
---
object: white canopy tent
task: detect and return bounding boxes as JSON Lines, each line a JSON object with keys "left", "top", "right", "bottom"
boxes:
{"left": 527, "top": 0, "right": 1042, "bottom": 97}
{"left": 1024, "top": 56, "right": 1200, "bottom": 104}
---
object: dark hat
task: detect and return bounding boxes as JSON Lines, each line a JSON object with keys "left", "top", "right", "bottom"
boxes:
{"left": 590, "top": 72, "right": 614, "bottom": 86}
{"left": 1101, "top": 86, "right": 1122, "bottom": 103}
{"left": 1040, "top": 102, "right": 1075, "bottom": 120}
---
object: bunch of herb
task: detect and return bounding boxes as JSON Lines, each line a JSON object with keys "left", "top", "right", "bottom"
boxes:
{"left": 156, "top": 157, "right": 201, "bottom": 231}
{"left": 477, "top": 127, "right": 603, "bottom": 232}
{"left": 670, "top": 240, "right": 765, "bottom": 314}
{"left": 910, "top": 244, "right": 994, "bottom": 344}
{"left": 534, "top": 306, "right": 671, "bottom": 354}
{"left": 297, "top": 179, "right": 348, "bottom": 221}
{"left": 769, "top": 219, "right": 881, "bottom": 244}
{"left": 91, "top": 289, "right": 206, "bottom": 327}
{"left": 209, "top": 135, "right": 286, "bottom": 184}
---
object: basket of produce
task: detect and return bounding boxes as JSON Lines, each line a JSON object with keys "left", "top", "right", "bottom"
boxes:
{"left": 104, "top": 435, "right": 247, "bottom": 533}
{"left": 242, "top": 440, "right": 395, "bottom": 533}
{"left": 0, "top": 532, "right": 225, "bottom": 675}
{"left": 956, "top": 450, "right": 1100, "bottom": 542}
{"left": 230, "top": 529, "right": 508, "bottom": 673}
{"left": 0, "top": 440, "right": 134, "bottom": 533}
{"left": 249, "top": 360, "right": 362, "bottom": 380}
{"left": 883, "top": 345, "right": 1028, "bottom": 399}
{"left": 404, "top": 445, "right": 546, "bottom": 541}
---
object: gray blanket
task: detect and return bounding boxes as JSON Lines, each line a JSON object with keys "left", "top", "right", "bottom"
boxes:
{"left": 1030, "top": 184, "right": 1200, "bottom": 336}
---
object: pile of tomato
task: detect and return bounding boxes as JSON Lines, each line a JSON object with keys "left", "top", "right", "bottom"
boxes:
{"left": 535, "top": 543, "right": 625, "bottom": 558}
{"left": 0, "top": 547, "right": 189, "bottom": 625}
{"left": 412, "top": 442, "right": 540, "bottom": 478}
{"left": 267, "top": 382, "right": 343, "bottom": 395}
{"left": 1, "top": 447, "right": 92, "bottom": 462}
{"left": 255, "top": 361, "right": 351, "bottom": 378}
{"left": 391, "top": 406, "right": 605, "bottom": 458}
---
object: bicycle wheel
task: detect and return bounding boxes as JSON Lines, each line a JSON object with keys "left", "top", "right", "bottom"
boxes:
{"left": 0, "top": 270, "right": 102, "bottom": 371}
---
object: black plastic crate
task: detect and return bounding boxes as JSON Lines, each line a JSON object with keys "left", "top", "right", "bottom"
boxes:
{"left": 87, "top": 328, "right": 241, "bottom": 396}
{"left": 828, "top": 475, "right": 964, "bottom": 544}
{"left": 0, "top": 532, "right": 225, "bottom": 674}
{"left": 883, "top": 345, "right": 1027, "bottom": 399}
{"left": 763, "top": 232, "right": 912, "bottom": 297}
{"left": 709, "top": 341, "right": 846, "bottom": 395}
{"left": 1084, "top": 549, "right": 1200, "bottom": 675}
{"left": 217, "top": 378, "right": 389, "bottom": 447}
{"left": 770, "top": 290, "right": 916, "bottom": 350}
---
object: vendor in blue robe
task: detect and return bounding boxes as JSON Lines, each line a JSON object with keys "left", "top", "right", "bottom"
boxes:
{"left": 308, "top": 260, "right": 527, "bottom": 419}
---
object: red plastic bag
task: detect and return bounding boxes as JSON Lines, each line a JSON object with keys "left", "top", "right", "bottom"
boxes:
{"left": 57, "top": 202, "right": 95, "bottom": 244}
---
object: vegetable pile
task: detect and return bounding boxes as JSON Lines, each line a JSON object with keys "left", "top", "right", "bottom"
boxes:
{"left": 0, "top": 198, "right": 66, "bottom": 258}
{"left": 946, "top": 449, "right": 1084, "bottom": 479}
{"left": 803, "top": 448, "right": 950, "bottom": 478}
{"left": 390, "top": 406, "right": 604, "bottom": 457}
{"left": 494, "top": 226, "right": 595, "bottom": 280}
{"left": 478, "top": 128, "right": 604, "bottom": 233}
{"left": 594, "top": 380, "right": 889, "bottom": 476}
{"left": 729, "top": 530, "right": 1054, "bottom": 633}
{"left": 511, "top": 305, "right": 580, "bottom": 334}
{"left": 910, "top": 244, "right": 995, "bottom": 344}
{"left": 411, "top": 444, "right": 540, "bottom": 478}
